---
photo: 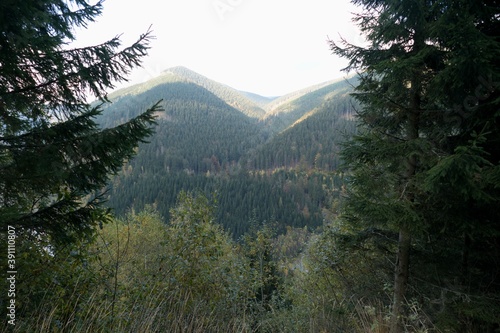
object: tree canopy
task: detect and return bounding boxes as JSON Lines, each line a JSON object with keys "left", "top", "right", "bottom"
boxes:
{"left": 0, "top": 0, "right": 162, "bottom": 243}
{"left": 331, "top": 0, "right": 500, "bottom": 331}
{"left": 331, "top": 0, "right": 500, "bottom": 332}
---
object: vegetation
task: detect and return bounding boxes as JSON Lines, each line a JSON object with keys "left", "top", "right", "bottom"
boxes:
{"left": 1, "top": 0, "right": 499, "bottom": 332}
{"left": 261, "top": 77, "right": 356, "bottom": 133}
{"left": 329, "top": 0, "right": 500, "bottom": 331}
{"left": 100, "top": 70, "right": 354, "bottom": 239}
{"left": 0, "top": 0, "right": 160, "bottom": 326}
{"left": 0, "top": 0, "right": 161, "bottom": 243}
{"left": 0, "top": 196, "right": 254, "bottom": 332}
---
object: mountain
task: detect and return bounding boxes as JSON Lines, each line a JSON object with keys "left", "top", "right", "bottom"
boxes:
{"left": 261, "top": 76, "right": 357, "bottom": 133}
{"left": 99, "top": 67, "right": 357, "bottom": 237}
{"left": 245, "top": 91, "right": 358, "bottom": 171}
{"left": 100, "top": 79, "right": 268, "bottom": 173}
{"left": 238, "top": 91, "right": 278, "bottom": 108}
{"left": 162, "top": 66, "right": 267, "bottom": 118}
{"left": 103, "top": 66, "right": 267, "bottom": 119}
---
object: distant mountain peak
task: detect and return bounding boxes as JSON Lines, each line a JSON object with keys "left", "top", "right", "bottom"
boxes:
{"left": 108, "top": 65, "right": 355, "bottom": 123}
{"left": 160, "top": 66, "right": 267, "bottom": 118}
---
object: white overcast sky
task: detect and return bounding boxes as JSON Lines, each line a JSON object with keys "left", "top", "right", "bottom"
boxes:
{"left": 73, "top": 0, "right": 363, "bottom": 97}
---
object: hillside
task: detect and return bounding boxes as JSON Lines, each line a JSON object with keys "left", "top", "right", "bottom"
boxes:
{"left": 118, "top": 82, "right": 265, "bottom": 171}
{"left": 100, "top": 67, "right": 357, "bottom": 237}
{"left": 261, "top": 76, "right": 356, "bottom": 133}
{"left": 239, "top": 90, "right": 278, "bottom": 108}
{"left": 246, "top": 92, "right": 358, "bottom": 171}
{"left": 14, "top": 1, "right": 499, "bottom": 331}
{"left": 163, "top": 66, "right": 267, "bottom": 118}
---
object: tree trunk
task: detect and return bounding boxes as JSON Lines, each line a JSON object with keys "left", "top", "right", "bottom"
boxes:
{"left": 390, "top": 226, "right": 411, "bottom": 333}
{"left": 390, "top": 69, "right": 421, "bottom": 332}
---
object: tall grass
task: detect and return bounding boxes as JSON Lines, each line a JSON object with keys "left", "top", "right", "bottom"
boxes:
{"left": 1, "top": 283, "right": 443, "bottom": 333}
{"left": 2, "top": 286, "right": 252, "bottom": 333}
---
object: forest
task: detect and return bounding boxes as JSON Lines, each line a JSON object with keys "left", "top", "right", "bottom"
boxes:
{"left": 1, "top": 1, "right": 499, "bottom": 332}
{"left": 99, "top": 67, "right": 357, "bottom": 239}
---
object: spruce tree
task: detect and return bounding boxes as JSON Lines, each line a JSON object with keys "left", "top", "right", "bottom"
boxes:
{"left": 0, "top": 0, "right": 162, "bottom": 243}
{"left": 331, "top": 0, "right": 499, "bottom": 331}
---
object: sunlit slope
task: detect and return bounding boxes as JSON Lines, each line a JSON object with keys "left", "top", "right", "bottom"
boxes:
{"left": 246, "top": 91, "right": 358, "bottom": 171}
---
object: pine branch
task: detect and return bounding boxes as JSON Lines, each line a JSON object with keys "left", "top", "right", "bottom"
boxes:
{"left": 2, "top": 29, "right": 154, "bottom": 103}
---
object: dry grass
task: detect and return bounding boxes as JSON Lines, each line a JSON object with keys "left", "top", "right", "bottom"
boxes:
{"left": 1, "top": 287, "right": 252, "bottom": 333}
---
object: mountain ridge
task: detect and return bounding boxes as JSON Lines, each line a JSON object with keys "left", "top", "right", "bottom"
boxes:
{"left": 161, "top": 66, "right": 266, "bottom": 118}
{"left": 100, "top": 66, "right": 357, "bottom": 237}
{"left": 106, "top": 66, "right": 354, "bottom": 115}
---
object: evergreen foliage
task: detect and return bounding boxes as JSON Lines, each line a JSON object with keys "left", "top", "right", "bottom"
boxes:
{"left": 98, "top": 71, "right": 354, "bottom": 239}
{"left": 107, "top": 168, "right": 338, "bottom": 239}
{"left": 0, "top": 0, "right": 162, "bottom": 243}
{"left": 330, "top": 0, "right": 500, "bottom": 331}
{"left": 163, "top": 66, "right": 266, "bottom": 118}
{"left": 5, "top": 1, "right": 498, "bottom": 331}
{"left": 261, "top": 78, "right": 355, "bottom": 133}
{"left": 249, "top": 93, "right": 358, "bottom": 171}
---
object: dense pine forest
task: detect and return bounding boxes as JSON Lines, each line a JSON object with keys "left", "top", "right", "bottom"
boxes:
{"left": 100, "top": 67, "right": 356, "bottom": 238}
{"left": 1, "top": 1, "right": 499, "bottom": 333}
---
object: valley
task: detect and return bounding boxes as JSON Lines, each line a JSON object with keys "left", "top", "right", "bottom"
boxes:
{"left": 100, "top": 66, "right": 358, "bottom": 237}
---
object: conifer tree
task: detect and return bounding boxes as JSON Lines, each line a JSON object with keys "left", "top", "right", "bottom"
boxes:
{"left": 331, "top": 0, "right": 499, "bottom": 331}
{"left": 0, "top": 0, "right": 162, "bottom": 243}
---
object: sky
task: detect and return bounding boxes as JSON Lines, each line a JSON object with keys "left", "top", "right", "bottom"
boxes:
{"left": 73, "top": 0, "right": 363, "bottom": 97}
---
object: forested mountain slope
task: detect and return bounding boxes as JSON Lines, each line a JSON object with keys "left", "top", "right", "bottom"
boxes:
{"left": 100, "top": 67, "right": 356, "bottom": 237}
{"left": 246, "top": 92, "right": 358, "bottom": 171}
{"left": 11, "top": 0, "right": 499, "bottom": 331}
{"left": 239, "top": 90, "right": 278, "bottom": 108}
{"left": 261, "top": 76, "right": 356, "bottom": 133}
{"left": 163, "top": 66, "right": 267, "bottom": 118}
